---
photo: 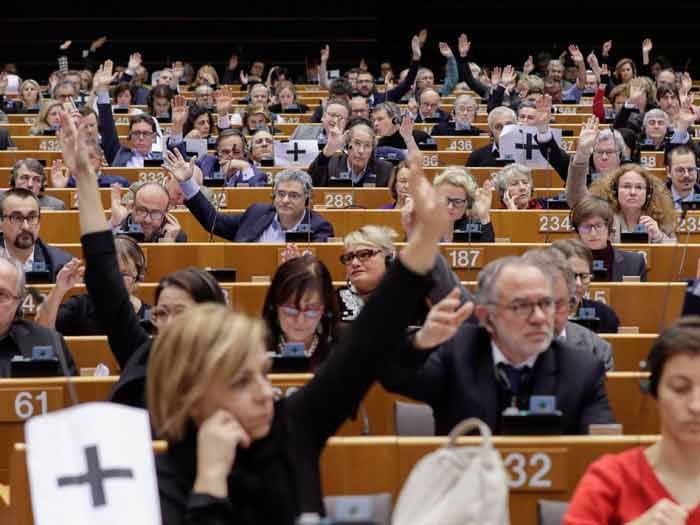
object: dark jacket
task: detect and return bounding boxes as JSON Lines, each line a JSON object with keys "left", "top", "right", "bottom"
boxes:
{"left": 377, "top": 129, "right": 432, "bottom": 149}
{"left": 116, "top": 214, "right": 188, "bottom": 243}
{"left": 430, "top": 121, "right": 484, "bottom": 137}
{"left": 452, "top": 217, "right": 495, "bottom": 243}
{"left": 156, "top": 260, "right": 433, "bottom": 524}
{"left": 83, "top": 230, "right": 152, "bottom": 407}
{"left": 185, "top": 192, "right": 334, "bottom": 242}
{"left": 0, "top": 233, "right": 72, "bottom": 283}
{"left": 535, "top": 133, "right": 570, "bottom": 183}
{"left": 195, "top": 154, "right": 269, "bottom": 187}
{"left": 0, "top": 319, "right": 77, "bottom": 377}
{"left": 465, "top": 143, "right": 510, "bottom": 168}
{"left": 415, "top": 108, "right": 450, "bottom": 124}
{"left": 380, "top": 324, "right": 615, "bottom": 435}
{"left": 56, "top": 293, "right": 151, "bottom": 337}
{"left": 579, "top": 298, "right": 620, "bottom": 334}
{"left": 308, "top": 151, "right": 392, "bottom": 188}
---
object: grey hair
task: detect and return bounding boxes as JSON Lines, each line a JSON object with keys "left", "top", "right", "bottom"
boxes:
{"left": 521, "top": 248, "right": 576, "bottom": 298}
{"left": 11, "top": 158, "right": 46, "bottom": 186}
{"left": 0, "top": 248, "right": 26, "bottom": 297}
{"left": 493, "top": 163, "right": 533, "bottom": 195}
{"left": 643, "top": 108, "right": 671, "bottom": 128}
{"left": 475, "top": 256, "right": 555, "bottom": 306}
{"left": 487, "top": 106, "right": 516, "bottom": 130}
{"left": 454, "top": 94, "right": 477, "bottom": 109}
{"left": 273, "top": 169, "right": 313, "bottom": 197}
{"left": 595, "top": 128, "right": 625, "bottom": 153}
{"left": 517, "top": 100, "right": 537, "bottom": 113}
{"left": 52, "top": 79, "right": 77, "bottom": 96}
{"left": 548, "top": 60, "right": 564, "bottom": 69}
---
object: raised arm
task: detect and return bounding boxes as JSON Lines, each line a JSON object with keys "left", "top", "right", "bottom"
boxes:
{"left": 59, "top": 109, "right": 149, "bottom": 368}
{"left": 386, "top": 35, "right": 422, "bottom": 102}
{"left": 318, "top": 45, "right": 330, "bottom": 90}
{"left": 438, "top": 42, "right": 459, "bottom": 97}
{"left": 456, "top": 33, "right": 489, "bottom": 99}
{"left": 288, "top": 151, "right": 462, "bottom": 445}
{"left": 34, "top": 258, "right": 84, "bottom": 329}
{"left": 566, "top": 116, "right": 598, "bottom": 207}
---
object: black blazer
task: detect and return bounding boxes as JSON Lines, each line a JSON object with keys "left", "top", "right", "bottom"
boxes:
{"left": 185, "top": 191, "right": 334, "bottom": 242}
{"left": 381, "top": 324, "right": 615, "bottom": 435}
{"left": 307, "top": 152, "right": 392, "bottom": 188}
{"left": 465, "top": 143, "right": 512, "bottom": 168}
{"left": 580, "top": 298, "right": 620, "bottom": 334}
{"left": 0, "top": 319, "right": 77, "bottom": 377}
{"left": 0, "top": 234, "right": 72, "bottom": 283}
{"left": 430, "top": 121, "right": 484, "bottom": 136}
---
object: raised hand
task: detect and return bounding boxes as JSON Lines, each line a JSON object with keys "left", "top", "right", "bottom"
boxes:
{"left": 677, "top": 96, "right": 697, "bottom": 129}
{"left": 214, "top": 87, "right": 234, "bottom": 116}
{"left": 534, "top": 94, "right": 553, "bottom": 132}
{"left": 239, "top": 70, "right": 248, "bottom": 85}
{"left": 411, "top": 35, "right": 422, "bottom": 61}
{"left": 398, "top": 112, "right": 415, "bottom": 139}
{"left": 324, "top": 123, "right": 345, "bottom": 155}
{"left": 490, "top": 66, "right": 502, "bottom": 87}
{"left": 523, "top": 55, "right": 534, "bottom": 75}
{"left": 587, "top": 51, "right": 600, "bottom": 73}
{"left": 404, "top": 150, "right": 449, "bottom": 245}
{"left": 472, "top": 180, "right": 493, "bottom": 224}
{"left": 58, "top": 110, "right": 92, "bottom": 177}
{"left": 414, "top": 288, "right": 474, "bottom": 349}
{"left": 59, "top": 40, "right": 72, "bottom": 51}
{"left": 418, "top": 28, "right": 428, "bottom": 48}
{"left": 90, "top": 36, "right": 107, "bottom": 52}
{"left": 577, "top": 115, "right": 601, "bottom": 157}
{"left": 503, "top": 189, "right": 518, "bottom": 210}
{"left": 602, "top": 40, "right": 613, "bottom": 57}
{"left": 359, "top": 57, "right": 368, "bottom": 71}
{"left": 55, "top": 258, "right": 85, "bottom": 293}
{"left": 628, "top": 78, "right": 647, "bottom": 106}
{"left": 320, "top": 44, "right": 330, "bottom": 64}
{"left": 438, "top": 42, "right": 454, "bottom": 58}
{"left": 50, "top": 159, "right": 69, "bottom": 188}
{"left": 458, "top": 33, "right": 471, "bottom": 58}
{"left": 642, "top": 38, "right": 653, "bottom": 55}
{"left": 501, "top": 65, "right": 516, "bottom": 88}
{"left": 600, "top": 63, "right": 610, "bottom": 76}
{"left": 681, "top": 72, "right": 693, "bottom": 95}
{"left": 568, "top": 44, "right": 584, "bottom": 65}
{"left": 163, "top": 148, "right": 195, "bottom": 182}
{"left": 92, "top": 60, "right": 116, "bottom": 93}
{"left": 171, "top": 94, "right": 189, "bottom": 128}
{"left": 110, "top": 183, "right": 128, "bottom": 226}
{"left": 127, "top": 52, "right": 142, "bottom": 71}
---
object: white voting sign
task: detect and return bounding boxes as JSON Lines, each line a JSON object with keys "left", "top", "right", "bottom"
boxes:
{"left": 274, "top": 139, "right": 318, "bottom": 167}
{"left": 499, "top": 124, "right": 563, "bottom": 168}
{"left": 26, "top": 402, "right": 161, "bottom": 525}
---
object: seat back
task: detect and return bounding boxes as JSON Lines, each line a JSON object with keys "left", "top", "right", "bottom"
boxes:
{"left": 394, "top": 400, "right": 435, "bottom": 436}
{"left": 537, "top": 499, "right": 569, "bottom": 525}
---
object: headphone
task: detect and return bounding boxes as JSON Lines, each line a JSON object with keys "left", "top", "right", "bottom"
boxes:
{"left": 385, "top": 251, "right": 396, "bottom": 268}
{"left": 114, "top": 234, "right": 147, "bottom": 282}
{"left": 271, "top": 175, "right": 312, "bottom": 207}
{"left": 382, "top": 102, "right": 403, "bottom": 126}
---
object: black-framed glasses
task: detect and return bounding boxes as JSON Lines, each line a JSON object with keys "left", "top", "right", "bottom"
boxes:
{"left": 488, "top": 297, "right": 556, "bottom": 319}
{"left": 133, "top": 207, "right": 165, "bottom": 222}
{"left": 279, "top": 304, "right": 324, "bottom": 319}
{"left": 446, "top": 197, "right": 467, "bottom": 208}
{"left": 2, "top": 212, "right": 40, "bottom": 226}
{"left": 574, "top": 272, "right": 592, "bottom": 283}
{"left": 340, "top": 248, "right": 382, "bottom": 265}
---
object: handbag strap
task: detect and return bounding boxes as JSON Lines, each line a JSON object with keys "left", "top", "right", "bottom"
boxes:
{"left": 445, "top": 418, "right": 493, "bottom": 453}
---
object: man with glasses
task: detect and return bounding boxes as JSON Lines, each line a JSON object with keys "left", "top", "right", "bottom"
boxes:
{"left": 665, "top": 145, "right": 700, "bottom": 209}
{"left": 193, "top": 130, "right": 268, "bottom": 187}
{"left": 0, "top": 248, "right": 76, "bottom": 376}
{"left": 115, "top": 182, "right": 186, "bottom": 243}
{"left": 380, "top": 254, "right": 614, "bottom": 435}
{"left": 0, "top": 188, "right": 72, "bottom": 282}
{"left": 165, "top": 153, "right": 333, "bottom": 242}
{"left": 8, "top": 159, "right": 65, "bottom": 210}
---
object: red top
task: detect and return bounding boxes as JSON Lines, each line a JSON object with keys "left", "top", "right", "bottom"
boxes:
{"left": 565, "top": 447, "right": 700, "bottom": 524}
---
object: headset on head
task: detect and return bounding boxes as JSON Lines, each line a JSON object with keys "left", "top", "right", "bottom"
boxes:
{"left": 271, "top": 174, "right": 312, "bottom": 207}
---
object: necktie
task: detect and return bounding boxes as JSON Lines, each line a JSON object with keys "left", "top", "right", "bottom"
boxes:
{"left": 498, "top": 363, "right": 531, "bottom": 395}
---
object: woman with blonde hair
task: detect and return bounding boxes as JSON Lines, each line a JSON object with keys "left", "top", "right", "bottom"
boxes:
{"left": 29, "top": 99, "right": 63, "bottom": 135}
{"left": 433, "top": 166, "right": 495, "bottom": 242}
{"left": 145, "top": 153, "right": 469, "bottom": 523}
{"left": 191, "top": 64, "right": 219, "bottom": 88}
{"left": 2, "top": 79, "right": 42, "bottom": 113}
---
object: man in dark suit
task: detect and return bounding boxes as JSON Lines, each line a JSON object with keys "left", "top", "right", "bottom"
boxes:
{"left": 165, "top": 152, "right": 333, "bottom": 242}
{"left": 414, "top": 88, "right": 450, "bottom": 124}
{"left": 466, "top": 106, "right": 517, "bottom": 167}
{"left": 0, "top": 188, "right": 72, "bottom": 283}
{"left": 308, "top": 120, "right": 392, "bottom": 187}
{"left": 0, "top": 249, "right": 76, "bottom": 376}
{"left": 381, "top": 256, "right": 614, "bottom": 435}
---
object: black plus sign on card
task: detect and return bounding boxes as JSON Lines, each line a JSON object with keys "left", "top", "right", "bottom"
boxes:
{"left": 514, "top": 132, "right": 537, "bottom": 160}
{"left": 57, "top": 445, "right": 134, "bottom": 507}
{"left": 286, "top": 142, "right": 307, "bottom": 162}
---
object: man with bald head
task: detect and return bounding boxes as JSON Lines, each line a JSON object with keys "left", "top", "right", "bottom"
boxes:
{"left": 415, "top": 88, "right": 449, "bottom": 123}
{"left": 0, "top": 249, "right": 76, "bottom": 376}
{"left": 115, "top": 182, "right": 186, "bottom": 242}
{"left": 381, "top": 255, "right": 614, "bottom": 434}
{"left": 0, "top": 188, "right": 71, "bottom": 282}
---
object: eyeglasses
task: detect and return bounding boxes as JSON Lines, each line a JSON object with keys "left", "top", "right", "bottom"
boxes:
{"left": 578, "top": 222, "right": 607, "bottom": 234}
{"left": 574, "top": 272, "right": 592, "bottom": 283}
{"left": 349, "top": 139, "right": 373, "bottom": 151}
{"left": 274, "top": 190, "right": 303, "bottom": 201}
{"left": 593, "top": 149, "right": 618, "bottom": 157}
{"left": 2, "top": 212, "right": 40, "bottom": 226}
{"left": 489, "top": 297, "right": 556, "bottom": 319}
{"left": 133, "top": 206, "right": 165, "bottom": 222}
{"left": 326, "top": 112, "right": 347, "bottom": 121}
{"left": 0, "top": 290, "right": 21, "bottom": 304}
{"left": 217, "top": 147, "right": 241, "bottom": 157}
{"left": 340, "top": 248, "right": 382, "bottom": 265}
{"left": 446, "top": 197, "right": 467, "bottom": 208}
{"left": 279, "top": 304, "right": 324, "bottom": 319}
{"left": 131, "top": 130, "right": 154, "bottom": 139}
{"left": 672, "top": 166, "right": 698, "bottom": 176}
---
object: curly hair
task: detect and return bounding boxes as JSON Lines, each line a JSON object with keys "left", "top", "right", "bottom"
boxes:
{"left": 589, "top": 163, "right": 676, "bottom": 235}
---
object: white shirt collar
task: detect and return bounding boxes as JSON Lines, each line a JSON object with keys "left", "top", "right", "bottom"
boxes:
{"left": 491, "top": 340, "right": 538, "bottom": 369}
{"left": 4, "top": 240, "right": 34, "bottom": 271}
